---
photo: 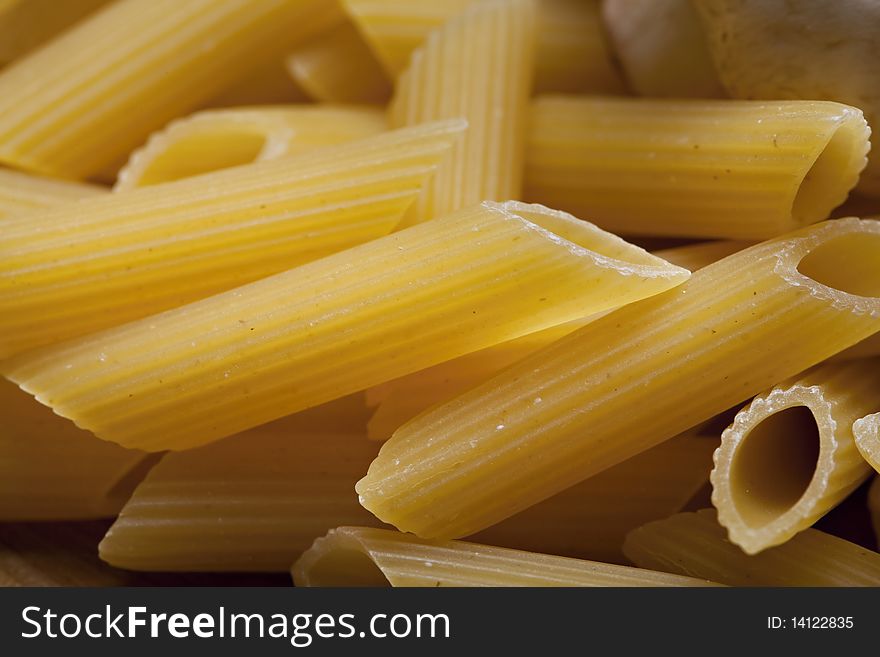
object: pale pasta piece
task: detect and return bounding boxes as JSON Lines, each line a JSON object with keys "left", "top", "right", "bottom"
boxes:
{"left": 389, "top": 0, "right": 535, "bottom": 225}
{"left": 525, "top": 97, "right": 870, "bottom": 239}
{"left": 357, "top": 218, "right": 880, "bottom": 539}
{"left": 471, "top": 432, "right": 717, "bottom": 563}
{"left": 0, "top": 121, "right": 463, "bottom": 357}
{"left": 115, "top": 105, "right": 386, "bottom": 190}
{"left": 4, "top": 201, "right": 690, "bottom": 452}
{"left": 367, "top": 240, "right": 746, "bottom": 441}
{"left": 853, "top": 413, "right": 880, "bottom": 473}
{"left": 293, "top": 527, "right": 720, "bottom": 587}
{"left": 0, "top": 167, "right": 104, "bottom": 219}
{"left": 603, "top": 0, "right": 724, "bottom": 98}
{"left": 343, "top": 0, "right": 623, "bottom": 93}
{"left": 623, "top": 509, "right": 880, "bottom": 586}
{"left": 712, "top": 359, "right": 879, "bottom": 554}
{"left": 205, "top": 59, "right": 310, "bottom": 108}
{"left": 100, "top": 412, "right": 381, "bottom": 572}
{"left": 285, "top": 22, "right": 391, "bottom": 104}
{"left": 0, "top": 0, "right": 343, "bottom": 178}
{"left": 0, "top": 0, "right": 110, "bottom": 66}
{"left": 0, "top": 378, "right": 154, "bottom": 520}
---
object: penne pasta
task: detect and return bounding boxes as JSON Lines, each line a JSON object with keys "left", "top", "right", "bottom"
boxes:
{"left": 204, "top": 59, "right": 310, "bottom": 109}
{"left": 357, "top": 218, "right": 880, "bottom": 539}
{"left": 4, "top": 201, "right": 689, "bottom": 452}
{"left": 470, "top": 432, "right": 717, "bottom": 563}
{"left": 0, "top": 0, "right": 110, "bottom": 67}
{"left": 343, "top": 0, "right": 623, "bottom": 94}
{"left": 99, "top": 405, "right": 380, "bottom": 572}
{"left": 0, "top": 378, "right": 154, "bottom": 520}
{"left": 602, "top": 0, "right": 725, "bottom": 98}
{"left": 0, "top": 0, "right": 343, "bottom": 179}
{"left": 293, "top": 526, "right": 721, "bottom": 587}
{"left": 0, "top": 167, "right": 104, "bottom": 220}
{"left": 711, "top": 359, "right": 879, "bottom": 554}
{"left": 525, "top": 97, "right": 870, "bottom": 239}
{"left": 285, "top": 22, "right": 391, "bottom": 104}
{"left": 389, "top": 0, "right": 535, "bottom": 225}
{"left": 115, "top": 105, "right": 386, "bottom": 190}
{"left": 853, "top": 413, "right": 880, "bottom": 473}
{"left": 623, "top": 509, "right": 880, "bottom": 586}
{"left": 0, "top": 121, "right": 462, "bottom": 357}
{"left": 367, "top": 240, "right": 747, "bottom": 441}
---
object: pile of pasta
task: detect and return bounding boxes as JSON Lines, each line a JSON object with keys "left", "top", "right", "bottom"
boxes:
{"left": 2, "top": 0, "right": 880, "bottom": 588}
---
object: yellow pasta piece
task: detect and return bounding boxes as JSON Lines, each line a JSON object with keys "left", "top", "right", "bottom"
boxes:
{"left": 854, "top": 413, "right": 880, "bottom": 473}
{"left": 0, "top": 378, "right": 154, "bottom": 520}
{"left": 293, "top": 526, "right": 720, "bottom": 587}
{"left": 100, "top": 408, "right": 379, "bottom": 572}
{"left": 525, "top": 97, "right": 870, "bottom": 239}
{"left": 471, "top": 432, "right": 716, "bottom": 563}
{"left": 205, "top": 59, "right": 310, "bottom": 108}
{"left": 0, "top": 167, "right": 104, "bottom": 219}
{"left": 367, "top": 240, "right": 747, "bottom": 440}
{"left": 366, "top": 320, "right": 584, "bottom": 440}
{"left": 115, "top": 105, "right": 386, "bottom": 190}
{"left": 0, "top": 121, "right": 463, "bottom": 357}
{"left": 4, "top": 201, "right": 689, "bottom": 452}
{"left": 0, "top": 0, "right": 110, "bottom": 66}
{"left": 602, "top": 0, "right": 724, "bottom": 98}
{"left": 357, "top": 218, "right": 880, "bottom": 539}
{"left": 389, "top": 0, "right": 535, "bottom": 224}
{"left": 0, "top": 0, "right": 343, "bottom": 179}
{"left": 869, "top": 477, "right": 880, "bottom": 544}
{"left": 285, "top": 22, "right": 391, "bottom": 104}
{"left": 712, "top": 359, "right": 879, "bottom": 554}
{"left": 343, "top": 0, "right": 623, "bottom": 94}
{"left": 623, "top": 509, "right": 880, "bottom": 586}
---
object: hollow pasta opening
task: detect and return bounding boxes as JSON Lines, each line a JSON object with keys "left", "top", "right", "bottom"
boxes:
{"left": 792, "top": 117, "right": 868, "bottom": 225}
{"left": 502, "top": 201, "right": 682, "bottom": 272}
{"left": 301, "top": 547, "right": 389, "bottom": 587}
{"left": 797, "top": 232, "right": 880, "bottom": 298}
{"left": 136, "top": 129, "right": 268, "bottom": 187}
{"left": 729, "top": 406, "right": 820, "bottom": 527}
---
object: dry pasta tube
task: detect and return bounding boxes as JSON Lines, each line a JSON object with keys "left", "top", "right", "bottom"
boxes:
{"left": 853, "top": 413, "right": 880, "bottom": 474}
{"left": 5, "top": 200, "right": 688, "bottom": 452}
{"left": 0, "top": 120, "right": 463, "bottom": 357}
{"left": 342, "top": 0, "right": 623, "bottom": 94}
{"left": 100, "top": 409, "right": 379, "bottom": 572}
{"left": 389, "top": 0, "right": 535, "bottom": 225}
{"left": 0, "top": 0, "right": 342, "bottom": 179}
{"left": 623, "top": 509, "right": 880, "bottom": 586}
{"left": 0, "top": 167, "right": 104, "bottom": 219}
{"left": 525, "top": 97, "right": 869, "bottom": 239}
{"left": 830, "top": 333, "right": 880, "bottom": 362}
{"left": 0, "top": 0, "right": 110, "bottom": 66}
{"left": 357, "top": 218, "right": 880, "bottom": 539}
{"left": 115, "top": 105, "right": 386, "bottom": 190}
{"left": 0, "top": 378, "right": 155, "bottom": 520}
{"left": 292, "top": 527, "right": 721, "bottom": 587}
{"left": 470, "top": 432, "right": 717, "bottom": 563}
{"left": 205, "top": 59, "right": 310, "bottom": 108}
{"left": 366, "top": 240, "right": 747, "bottom": 441}
{"left": 602, "top": 0, "right": 724, "bottom": 98}
{"left": 285, "top": 22, "right": 391, "bottom": 104}
{"left": 711, "top": 359, "right": 880, "bottom": 554}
